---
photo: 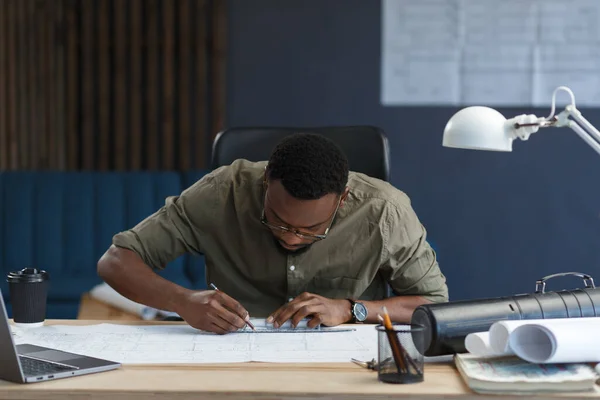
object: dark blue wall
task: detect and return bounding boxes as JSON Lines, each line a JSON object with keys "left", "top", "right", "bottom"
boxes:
{"left": 226, "top": 0, "right": 600, "bottom": 300}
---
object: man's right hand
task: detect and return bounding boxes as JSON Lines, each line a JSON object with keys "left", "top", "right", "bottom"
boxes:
{"left": 175, "top": 290, "right": 250, "bottom": 334}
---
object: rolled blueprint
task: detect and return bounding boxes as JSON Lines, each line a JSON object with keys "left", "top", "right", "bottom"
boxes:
{"left": 488, "top": 321, "right": 518, "bottom": 354}
{"left": 488, "top": 318, "right": 575, "bottom": 355}
{"left": 509, "top": 317, "right": 600, "bottom": 363}
{"left": 465, "top": 332, "right": 496, "bottom": 357}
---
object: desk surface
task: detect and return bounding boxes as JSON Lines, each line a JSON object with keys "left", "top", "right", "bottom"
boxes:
{"left": 1, "top": 320, "right": 598, "bottom": 400}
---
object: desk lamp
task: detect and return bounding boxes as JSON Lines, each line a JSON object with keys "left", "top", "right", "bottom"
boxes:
{"left": 442, "top": 86, "right": 600, "bottom": 156}
{"left": 408, "top": 87, "right": 600, "bottom": 358}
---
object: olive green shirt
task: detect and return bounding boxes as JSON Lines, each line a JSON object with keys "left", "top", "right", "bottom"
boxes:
{"left": 112, "top": 160, "right": 448, "bottom": 316}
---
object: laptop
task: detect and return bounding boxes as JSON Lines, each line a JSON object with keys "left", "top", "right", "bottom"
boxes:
{"left": 0, "top": 291, "right": 121, "bottom": 383}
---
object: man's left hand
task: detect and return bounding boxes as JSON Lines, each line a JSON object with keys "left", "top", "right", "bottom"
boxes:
{"left": 266, "top": 292, "right": 352, "bottom": 329}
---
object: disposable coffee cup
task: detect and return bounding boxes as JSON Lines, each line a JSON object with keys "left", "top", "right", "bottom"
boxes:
{"left": 7, "top": 268, "right": 50, "bottom": 327}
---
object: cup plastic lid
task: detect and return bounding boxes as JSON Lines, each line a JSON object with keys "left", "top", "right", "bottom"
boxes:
{"left": 7, "top": 268, "right": 49, "bottom": 283}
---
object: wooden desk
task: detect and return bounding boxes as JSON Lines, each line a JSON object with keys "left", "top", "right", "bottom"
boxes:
{"left": 1, "top": 320, "right": 597, "bottom": 400}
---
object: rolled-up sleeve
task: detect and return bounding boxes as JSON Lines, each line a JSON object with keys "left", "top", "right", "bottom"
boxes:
{"left": 379, "top": 202, "right": 449, "bottom": 303}
{"left": 112, "top": 175, "right": 217, "bottom": 270}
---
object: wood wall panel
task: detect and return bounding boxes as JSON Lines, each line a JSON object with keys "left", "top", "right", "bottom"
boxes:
{"left": 114, "top": 0, "right": 127, "bottom": 171}
{"left": 129, "top": 0, "right": 142, "bottom": 170}
{"left": 65, "top": 0, "right": 79, "bottom": 170}
{"left": 0, "top": 0, "right": 226, "bottom": 171}
{"left": 178, "top": 0, "right": 191, "bottom": 171}
{"left": 0, "top": 1, "right": 6, "bottom": 170}
{"left": 194, "top": 0, "right": 208, "bottom": 169}
{"left": 16, "top": 0, "right": 28, "bottom": 169}
{"left": 6, "top": 0, "right": 17, "bottom": 169}
{"left": 81, "top": 0, "right": 95, "bottom": 170}
{"left": 145, "top": 0, "right": 159, "bottom": 170}
{"left": 162, "top": 0, "right": 175, "bottom": 170}
{"left": 26, "top": 0, "right": 38, "bottom": 169}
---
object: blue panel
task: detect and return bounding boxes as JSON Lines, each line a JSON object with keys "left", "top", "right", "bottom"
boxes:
{"left": 34, "top": 173, "right": 65, "bottom": 277}
{"left": 0, "top": 171, "right": 200, "bottom": 314}
{"left": 63, "top": 173, "right": 95, "bottom": 277}
{"left": 183, "top": 171, "right": 209, "bottom": 191}
{"left": 94, "top": 173, "right": 126, "bottom": 266}
{"left": 3, "top": 173, "right": 34, "bottom": 272}
{"left": 4, "top": 300, "right": 80, "bottom": 320}
{"left": 154, "top": 172, "right": 181, "bottom": 205}
{"left": 45, "top": 303, "right": 81, "bottom": 319}
{"left": 126, "top": 173, "right": 156, "bottom": 227}
{"left": 47, "top": 275, "right": 103, "bottom": 301}
{"left": 187, "top": 255, "right": 208, "bottom": 290}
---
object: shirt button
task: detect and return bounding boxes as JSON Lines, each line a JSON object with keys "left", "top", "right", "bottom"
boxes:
{"left": 288, "top": 297, "right": 294, "bottom": 302}
{"left": 289, "top": 265, "right": 295, "bottom": 271}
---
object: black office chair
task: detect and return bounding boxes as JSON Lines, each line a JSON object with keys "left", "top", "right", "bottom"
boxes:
{"left": 210, "top": 126, "right": 391, "bottom": 182}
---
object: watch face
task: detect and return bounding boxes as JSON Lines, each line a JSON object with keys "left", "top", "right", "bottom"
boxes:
{"left": 353, "top": 303, "right": 368, "bottom": 322}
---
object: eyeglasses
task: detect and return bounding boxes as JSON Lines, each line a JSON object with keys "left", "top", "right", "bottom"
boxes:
{"left": 260, "top": 195, "right": 341, "bottom": 242}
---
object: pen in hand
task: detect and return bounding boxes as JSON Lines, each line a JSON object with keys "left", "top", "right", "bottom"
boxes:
{"left": 210, "top": 283, "right": 256, "bottom": 331}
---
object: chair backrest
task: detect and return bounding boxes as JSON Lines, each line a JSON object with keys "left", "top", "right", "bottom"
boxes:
{"left": 211, "top": 126, "right": 391, "bottom": 181}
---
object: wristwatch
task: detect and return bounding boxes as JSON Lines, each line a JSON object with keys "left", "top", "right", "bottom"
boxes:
{"left": 348, "top": 299, "right": 368, "bottom": 323}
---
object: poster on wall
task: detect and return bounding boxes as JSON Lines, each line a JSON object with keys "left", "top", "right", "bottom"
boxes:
{"left": 381, "top": 0, "right": 600, "bottom": 107}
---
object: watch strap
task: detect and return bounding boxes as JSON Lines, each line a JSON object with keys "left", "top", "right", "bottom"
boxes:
{"left": 347, "top": 298, "right": 357, "bottom": 323}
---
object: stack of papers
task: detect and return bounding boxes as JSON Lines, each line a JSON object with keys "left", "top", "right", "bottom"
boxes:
{"left": 455, "top": 354, "right": 598, "bottom": 394}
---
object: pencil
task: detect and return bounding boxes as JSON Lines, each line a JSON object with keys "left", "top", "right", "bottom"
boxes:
{"left": 210, "top": 283, "right": 256, "bottom": 331}
{"left": 381, "top": 306, "right": 407, "bottom": 373}
{"left": 381, "top": 307, "right": 422, "bottom": 375}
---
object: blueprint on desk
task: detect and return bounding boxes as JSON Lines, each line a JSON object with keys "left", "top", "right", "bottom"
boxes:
{"left": 11, "top": 321, "right": 378, "bottom": 364}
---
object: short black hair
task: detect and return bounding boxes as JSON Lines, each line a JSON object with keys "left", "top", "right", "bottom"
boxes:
{"left": 266, "top": 133, "right": 349, "bottom": 200}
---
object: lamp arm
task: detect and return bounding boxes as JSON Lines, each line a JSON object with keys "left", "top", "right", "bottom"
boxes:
{"left": 512, "top": 86, "right": 600, "bottom": 156}
{"left": 565, "top": 119, "right": 600, "bottom": 157}
{"left": 566, "top": 105, "right": 600, "bottom": 151}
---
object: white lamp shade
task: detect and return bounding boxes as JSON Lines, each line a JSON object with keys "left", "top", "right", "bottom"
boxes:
{"left": 443, "top": 106, "right": 514, "bottom": 152}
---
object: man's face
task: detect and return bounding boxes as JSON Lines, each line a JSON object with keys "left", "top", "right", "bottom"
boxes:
{"left": 262, "top": 179, "right": 343, "bottom": 253}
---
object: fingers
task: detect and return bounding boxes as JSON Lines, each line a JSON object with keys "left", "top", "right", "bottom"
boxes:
{"left": 196, "top": 291, "right": 248, "bottom": 333}
{"left": 306, "top": 314, "right": 323, "bottom": 329}
{"left": 213, "top": 302, "right": 248, "bottom": 331}
{"left": 267, "top": 292, "right": 310, "bottom": 327}
{"left": 266, "top": 307, "right": 282, "bottom": 326}
{"left": 291, "top": 304, "right": 323, "bottom": 328}
{"left": 182, "top": 290, "right": 251, "bottom": 335}
{"left": 268, "top": 303, "right": 295, "bottom": 328}
{"left": 202, "top": 309, "right": 245, "bottom": 334}
{"left": 215, "top": 291, "right": 250, "bottom": 321}
{"left": 208, "top": 320, "right": 230, "bottom": 335}
{"left": 187, "top": 315, "right": 229, "bottom": 335}
{"left": 272, "top": 296, "right": 320, "bottom": 328}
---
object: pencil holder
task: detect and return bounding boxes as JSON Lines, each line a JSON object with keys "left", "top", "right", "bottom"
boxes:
{"left": 376, "top": 324, "right": 425, "bottom": 384}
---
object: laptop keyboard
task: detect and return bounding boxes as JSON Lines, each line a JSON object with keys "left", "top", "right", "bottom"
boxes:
{"left": 19, "top": 356, "right": 78, "bottom": 376}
